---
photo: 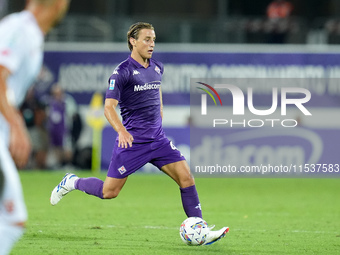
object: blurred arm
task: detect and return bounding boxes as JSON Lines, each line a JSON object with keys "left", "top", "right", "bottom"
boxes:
{"left": 0, "top": 65, "right": 31, "bottom": 168}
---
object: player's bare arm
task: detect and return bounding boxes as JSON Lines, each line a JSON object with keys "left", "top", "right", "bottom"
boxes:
{"left": 0, "top": 65, "right": 31, "bottom": 168}
{"left": 104, "top": 98, "right": 134, "bottom": 148}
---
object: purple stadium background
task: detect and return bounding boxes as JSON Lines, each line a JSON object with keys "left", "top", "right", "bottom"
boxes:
{"left": 41, "top": 49, "right": 340, "bottom": 175}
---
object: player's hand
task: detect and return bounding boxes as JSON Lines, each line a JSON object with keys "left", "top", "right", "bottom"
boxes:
{"left": 9, "top": 119, "right": 31, "bottom": 169}
{"left": 117, "top": 129, "right": 134, "bottom": 148}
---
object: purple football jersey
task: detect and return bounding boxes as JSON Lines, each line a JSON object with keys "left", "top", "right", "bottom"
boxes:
{"left": 106, "top": 56, "right": 165, "bottom": 143}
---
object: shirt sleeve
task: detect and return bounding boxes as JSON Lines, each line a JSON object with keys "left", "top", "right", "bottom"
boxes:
{"left": 105, "top": 67, "right": 128, "bottom": 102}
{"left": 0, "top": 30, "right": 27, "bottom": 73}
{"left": 160, "top": 62, "right": 164, "bottom": 75}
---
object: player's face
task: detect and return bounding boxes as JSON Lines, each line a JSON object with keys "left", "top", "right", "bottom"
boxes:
{"left": 134, "top": 29, "right": 156, "bottom": 59}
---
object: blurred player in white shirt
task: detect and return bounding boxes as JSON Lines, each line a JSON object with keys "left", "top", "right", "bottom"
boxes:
{"left": 0, "top": 0, "right": 70, "bottom": 254}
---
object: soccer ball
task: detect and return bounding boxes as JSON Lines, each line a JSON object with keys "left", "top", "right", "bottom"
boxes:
{"left": 179, "top": 217, "right": 209, "bottom": 245}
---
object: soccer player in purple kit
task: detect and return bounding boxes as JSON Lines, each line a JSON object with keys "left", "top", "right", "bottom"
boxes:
{"left": 50, "top": 22, "right": 229, "bottom": 245}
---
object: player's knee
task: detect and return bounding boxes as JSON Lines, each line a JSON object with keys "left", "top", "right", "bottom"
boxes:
{"left": 179, "top": 174, "right": 195, "bottom": 188}
{"left": 102, "top": 189, "right": 120, "bottom": 199}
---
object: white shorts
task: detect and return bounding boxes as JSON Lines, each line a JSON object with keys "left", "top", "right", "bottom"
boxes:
{"left": 0, "top": 140, "right": 27, "bottom": 225}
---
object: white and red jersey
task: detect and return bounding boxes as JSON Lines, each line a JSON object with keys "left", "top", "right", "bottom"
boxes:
{"left": 0, "top": 10, "right": 44, "bottom": 107}
{"left": 0, "top": 10, "right": 44, "bottom": 228}
{"left": 0, "top": 10, "right": 44, "bottom": 144}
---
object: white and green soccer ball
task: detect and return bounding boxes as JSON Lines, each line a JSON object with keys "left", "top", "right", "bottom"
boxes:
{"left": 179, "top": 217, "right": 209, "bottom": 245}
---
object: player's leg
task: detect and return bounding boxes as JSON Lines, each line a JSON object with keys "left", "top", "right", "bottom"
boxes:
{"left": 161, "top": 160, "right": 202, "bottom": 218}
{"left": 50, "top": 173, "right": 128, "bottom": 205}
{"left": 50, "top": 141, "right": 148, "bottom": 205}
{"left": 150, "top": 139, "right": 201, "bottom": 217}
{"left": 0, "top": 143, "right": 27, "bottom": 255}
{"left": 161, "top": 160, "right": 229, "bottom": 245}
{"left": 161, "top": 160, "right": 194, "bottom": 188}
{"left": 102, "top": 176, "right": 127, "bottom": 198}
{"left": 74, "top": 175, "right": 127, "bottom": 199}
{"left": 153, "top": 139, "right": 229, "bottom": 245}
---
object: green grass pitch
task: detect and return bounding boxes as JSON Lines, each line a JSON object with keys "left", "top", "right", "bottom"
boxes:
{"left": 12, "top": 171, "right": 340, "bottom": 255}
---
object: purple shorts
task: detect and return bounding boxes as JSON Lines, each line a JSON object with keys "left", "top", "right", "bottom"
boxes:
{"left": 107, "top": 137, "right": 186, "bottom": 179}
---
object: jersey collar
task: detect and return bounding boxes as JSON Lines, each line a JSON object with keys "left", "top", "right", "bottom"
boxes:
{"left": 128, "top": 55, "right": 154, "bottom": 69}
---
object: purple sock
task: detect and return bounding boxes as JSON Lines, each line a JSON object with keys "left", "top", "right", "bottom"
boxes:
{"left": 75, "top": 177, "right": 104, "bottom": 199}
{"left": 180, "top": 185, "right": 202, "bottom": 218}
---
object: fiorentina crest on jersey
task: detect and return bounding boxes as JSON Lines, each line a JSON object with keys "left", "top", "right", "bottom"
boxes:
{"left": 155, "top": 66, "right": 160, "bottom": 74}
{"left": 118, "top": 165, "right": 126, "bottom": 175}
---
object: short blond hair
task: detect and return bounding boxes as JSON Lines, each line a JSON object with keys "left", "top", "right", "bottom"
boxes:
{"left": 127, "top": 22, "right": 154, "bottom": 51}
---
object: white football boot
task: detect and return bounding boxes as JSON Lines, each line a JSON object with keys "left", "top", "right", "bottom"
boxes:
{"left": 203, "top": 225, "right": 229, "bottom": 245}
{"left": 50, "top": 173, "right": 78, "bottom": 205}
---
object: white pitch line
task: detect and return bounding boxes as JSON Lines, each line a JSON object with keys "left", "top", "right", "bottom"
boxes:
{"left": 232, "top": 228, "right": 339, "bottom": 234}
{"left": 29, "top": 223, "right": 339, "bottom": 234}
{"left": 105, "top": 225, "right": 178, "bottom": 230}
